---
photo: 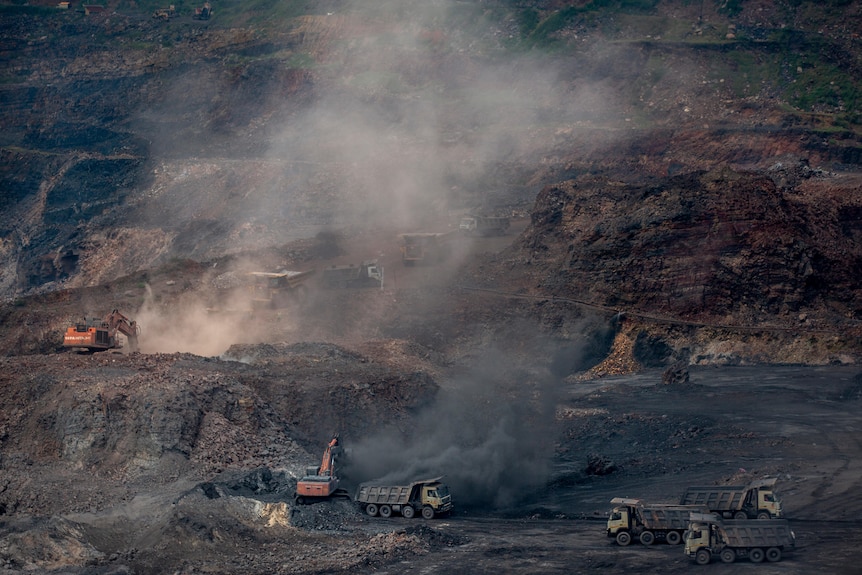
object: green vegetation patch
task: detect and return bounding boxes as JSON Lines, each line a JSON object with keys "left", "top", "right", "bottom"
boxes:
{"left": 789, "top": 60, "right": 860, "bottom": 116}
{"left": 0, "top": 4, "right": 61, "bottom": 15}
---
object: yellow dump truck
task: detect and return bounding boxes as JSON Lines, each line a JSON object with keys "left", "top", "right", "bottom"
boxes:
{"left": 355, "top": 477, "right": 452, "bottom": 519}
{"left": 685, "top": 513, "right": 795, "bottom": 565}
{"left": 680, "top": 477, "right": 782, "bottom": 519}
{"left": 607, "top": 498, "right": 710, "bottom": 546}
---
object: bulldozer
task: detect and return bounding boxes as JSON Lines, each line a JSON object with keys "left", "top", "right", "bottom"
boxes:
{"left": 152, "top": 4, "right": 175, "bottom": 20}
{"left": 193, "top": 2, "right": 212, "bottom": 20}
{"left": 63, "top": 309, "right": 140, "bottom": 353}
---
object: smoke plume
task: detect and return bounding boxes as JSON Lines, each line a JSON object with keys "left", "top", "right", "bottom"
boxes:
{"left": 344, "top": 342, "right": 586, "bottom": 510}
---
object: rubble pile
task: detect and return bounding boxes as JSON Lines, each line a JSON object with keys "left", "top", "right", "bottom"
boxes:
{"left": 0, "top": 346, "right": 438, "bottom": 515}
{"left": 0, "top": 344, "right": 459, "bottom": 573}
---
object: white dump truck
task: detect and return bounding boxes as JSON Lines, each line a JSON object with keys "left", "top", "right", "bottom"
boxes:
{"left": 680, "top": 477, "right": 782, "bottom": 519}
{"left": 321, "top": 260, "right": 383, "bottom": 289}
{"left": 607, "top": 498, "right": 710, "bottom": 546}
{"left": 685, "top": 513, "right": 795, "bottom": 565}
{"left": 458, "top": 215, "right": 510, "bottom": 236}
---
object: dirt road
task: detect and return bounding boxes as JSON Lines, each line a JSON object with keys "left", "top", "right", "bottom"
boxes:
{"left": 364, "top": 516, "right": 860, "bottom": 574}
{"left": 360, "top": 365, "right": 862, "bottom": 575}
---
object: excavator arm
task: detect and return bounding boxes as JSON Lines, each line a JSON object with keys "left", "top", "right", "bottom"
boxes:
{"left": 318, "top": 435, "right": 339, "bottom": 476}
{"left": 295, "top": 435, "right": 343, "bottom": 503}
{"left": 103, "top": 309, "right": 140, "bottom": 352}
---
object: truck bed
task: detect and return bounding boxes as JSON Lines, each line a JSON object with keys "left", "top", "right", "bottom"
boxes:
{"left": 680, "top": 486, "right": 746, "bottom": 510}
{"left": 722, "top": 520, "right": 795, "bottom": 548}
{"left": 355, "top": 484, "right": 412, "bottom": 505}
{"left": 354, "top": 476, "right": 444, "bottom": 505}
{"left": 639, "top": 507, "right": 701, "bottom": 530}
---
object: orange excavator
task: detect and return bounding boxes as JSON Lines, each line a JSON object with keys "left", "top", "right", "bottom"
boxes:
{"left": 294, "top": 435, "right": 349, "bottom": 504}
{"left": 63, "top": 309, "right": 140, "bottom": 353}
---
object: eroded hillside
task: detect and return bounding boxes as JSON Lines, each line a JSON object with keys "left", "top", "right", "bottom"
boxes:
{"left": 1, "top": 0, "right": 861, "bottom": 307}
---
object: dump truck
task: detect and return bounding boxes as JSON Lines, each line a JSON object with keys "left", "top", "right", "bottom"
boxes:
{"left": 685, "top": 513, "right": 795, "bottom": 565}
{"left": 294, "top": 436, "right": 349, "bottom": 504}
{"left": 399, "top": 232, "right": 453, "bottom": 266}
{"left": 355, "top": 477, "right": 453, "bottom": 519}
{"left": 248, "top": 269, "right": 314, "bottom": 309}
{"left": 322, "top": 260, "right": 383, "bottom": 289}
{"left": 680, "top": 477, "right": 782, "bottom": 519}
{"left": 607, "top": 498, "right": 711, "bottom": 546}
{"left": 459, "top": 215, "right": 510, "bottom": 236}
{"left": 63, "top": 309, "right": 140, "bottom": 353}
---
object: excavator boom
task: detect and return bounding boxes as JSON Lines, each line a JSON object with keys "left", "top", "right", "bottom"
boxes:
{"left": 318, "top": 436, "right": 338, "bottom": 476}
{"left": 104, "top": 309, "right": 140, "bottom": 352}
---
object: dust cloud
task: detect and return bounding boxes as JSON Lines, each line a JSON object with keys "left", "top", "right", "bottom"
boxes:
{"left": 130, "top": 0, "right": 626, "bottom": 337}
{"left": 132, "top": 284, "right": 277, "bottom": 356}
{"left": 125, "top": 1, "right": 624, "bottom": 483}
{"left": 343, "top": 342, "right": 587, "bottom": 510}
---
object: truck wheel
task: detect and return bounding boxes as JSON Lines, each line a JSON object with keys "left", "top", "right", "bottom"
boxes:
{"left": 402, "top": 505, "right": 415, "bottom": 519}
{"left": 757, "top": 511, "right": 772, "bottom": 520}
{"left": 766, "top": 547, "right": 782, "bottom": 562}
{"left": 720, "top": 549, "right": 736, "bottom": 564}
{"left": 379, "top": 505, "right": 392, "bottom": 518}
{"left": 421, "top": 506, "right": 435, "bottom": 519}
{"left": 639, "top": 531, "right": 655, "bottom": 546}
{"left": 749, "top": 548, "right": 765, "bottom": 563}
{"left": 696, "top": 549, "right": 711, "bottom": 565}
{"left": 294, "top": 495, "right": 305, "bottom": 505}
{"left": 615, "top": 531, "right": 632, "bottom": 546}
{"left": 365, "top": 504, "right": 378, "bottom": 517}
{"left": 734, "top": 511, "right": 748, "bottom": 519}
{"left": 666, "top": 530, "right": 681, "bottom": 545}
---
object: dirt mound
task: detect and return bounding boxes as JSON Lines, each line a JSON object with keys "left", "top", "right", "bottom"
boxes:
{"left": 0, "top": 343, "right": 440, "bottom": 519}
{"left": 0, "top": 467, "right": 453, "bottom": 574}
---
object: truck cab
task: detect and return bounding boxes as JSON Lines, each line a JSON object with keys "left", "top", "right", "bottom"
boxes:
{"left": 363, "top": 261, "right": 383, "bottom": 283}
{"left": 421, "top": 482, "right": 452, "bottom": 514}
{"left": 748, "top": 484, "right": 782, "bottom": 518}
{"left": 459, "top": 216, "right": 478, "bottom": 233}
{"left": 684, "top": 519, "right": 716, "bottom": 558}
{"left": 607, "top": 502, "right": 635, "bottom": 538}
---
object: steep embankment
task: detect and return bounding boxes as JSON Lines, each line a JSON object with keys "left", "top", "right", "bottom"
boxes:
{"left": 2, "top": 0, "right": 861, "bottom": 303}
{"left": 500, "top": 164, "right": 862, "bottom": 366}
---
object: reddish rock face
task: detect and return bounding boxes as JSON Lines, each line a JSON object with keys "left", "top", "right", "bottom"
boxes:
{"left": 520, "top": 166, "right": 862, "bottom": 328}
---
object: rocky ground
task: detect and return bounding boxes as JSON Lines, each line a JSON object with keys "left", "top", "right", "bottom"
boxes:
{"left": 1, "top": 211, "right": 862, "bottom": 573}
{"left": 2, "top": 0, "right": 862, "bottom": 573}
{"left": 1, "top": 335, "right": 861, "bottom": 574}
